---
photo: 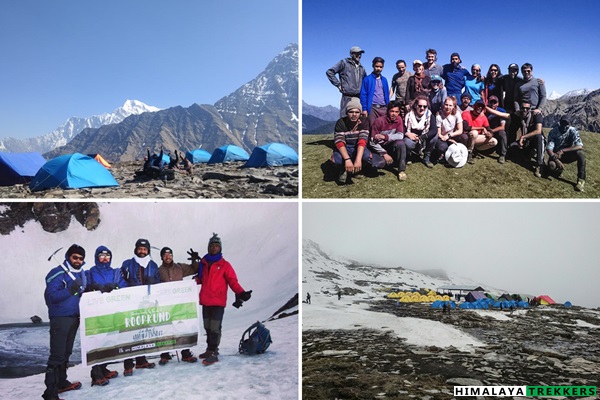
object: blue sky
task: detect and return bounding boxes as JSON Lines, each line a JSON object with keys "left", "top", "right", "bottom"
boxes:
{"left": 303, "top": 0, "right": 600, "bottom": 108}
{"left": 0, "top": 0, "right": 298, "bottom": 139}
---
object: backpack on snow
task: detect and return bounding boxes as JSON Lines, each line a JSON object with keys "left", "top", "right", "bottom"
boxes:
{"left": 239, "top": 321, "right": 272, "bottom": 355}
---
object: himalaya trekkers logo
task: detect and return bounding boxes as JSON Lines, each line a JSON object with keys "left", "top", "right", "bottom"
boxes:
{"left": 454, "top": 386, "right": 597, "bottom": 397}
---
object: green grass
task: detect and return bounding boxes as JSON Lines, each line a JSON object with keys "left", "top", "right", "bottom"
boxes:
{"left": 302, "top": 130, "right": 600, "bottom": 198}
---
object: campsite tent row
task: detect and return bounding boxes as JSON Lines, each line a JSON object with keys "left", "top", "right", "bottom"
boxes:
{"left": 186, "top": 143, "right": 298, "bottom": 167}
{"left": 387, "top": 290, "right": 451, "bottom": 303}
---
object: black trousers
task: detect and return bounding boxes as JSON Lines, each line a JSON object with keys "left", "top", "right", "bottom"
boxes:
{"left": 557, "top": 150, "right": 586, "bottom": 180}
{"left": 43, "top": 316, "right": 79, "bottom": 399}
{"left": 202, "top": 306, "right": 225, "bottom": 352}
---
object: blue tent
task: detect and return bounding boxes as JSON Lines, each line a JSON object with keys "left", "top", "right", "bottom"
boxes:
{"left": 29, "top": 153, "right": 119, "bottom": 191}
{"left": 0, "top": 152, "right": 46, "bottom": 186}
{"left": 186, "top": 149, "right": 212, "bottom": 164}
{"left": 208, "top": 145, "right": 250, "bottom": 164}
{"left": 244, "top": 143, "right": 298, "bottom": 167}
{"left": 563, "top": 301, "right": 572, "bottom": 307}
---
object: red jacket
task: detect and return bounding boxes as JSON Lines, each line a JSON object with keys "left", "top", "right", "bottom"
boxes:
{"left": 199, "top": 256, "right": 244, "bottom": 307}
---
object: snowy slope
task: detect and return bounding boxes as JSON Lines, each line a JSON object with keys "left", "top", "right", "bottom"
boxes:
{"left": 0, "top": 203, "right": 298, "bottom": 399}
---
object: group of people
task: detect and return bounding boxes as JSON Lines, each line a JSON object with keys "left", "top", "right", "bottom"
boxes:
{"left": 326, "top": 47, "right": 586, "bottom": 191}
{"left": 42, "top": 234, "right": 252, "bottom": 400}
{"left": 140, "top": 145, "right": 193, "bottom": 180}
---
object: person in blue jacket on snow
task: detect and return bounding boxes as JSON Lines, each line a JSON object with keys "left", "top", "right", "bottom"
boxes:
{"left": 42, "top": 244, "right": 87, "bottom": 400}
{"left": 120, "top": 238, "right": 160, "bottom": 376}
{"left": 86, "top": 245, "right": 127, "bottom": 387}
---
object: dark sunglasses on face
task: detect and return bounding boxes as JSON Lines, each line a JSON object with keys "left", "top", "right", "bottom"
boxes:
{"left": 522, "top": 107, "right": 531, "bottom": 110}
{"left": 490, "top": 69, "right": 498, "bottom": 72}
{"left": 417, "top": 104, "right": 428, "bottom": 109}
{"left": 71, "top": 255, "right": 84, "bottom": 261}
{"left": 98, "top": 253, "right": 111, "bottom": 258}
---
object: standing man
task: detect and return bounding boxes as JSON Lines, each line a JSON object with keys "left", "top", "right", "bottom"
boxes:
{"left": 423, "top": 49, "right": 443, "bottom": 78}
{"left": 442, "top": 52, "right": 469, "bottom": 102}
{"left": 327, "top": 46, "right": 367, "bottom": 118}
{"left": 369, "top": 100, "right": 408, "bottom": 181}
{"left": 390, "top": 59, "right": 412, "bottom": 118}
{"left": 198, "top": 233, "right": 252, "bottom": 365}
{"left": 120, "top": 238, "right": 160, "bottom": 375}
{"left": 514, "top": 63, "right": 546, "bottom": 113}
{"left": 42, "top": 244, "right": 86, "bottom": 400}
{"left": 157, "top": 246, "right": 200, "bottom": 365}
{"left": 87, "top": 245, "right": 124, "bottom": 387}
{"left": 306, "top": 292, "right": 311, "bottom": 304}
{"left": 547, "top": 118, "right": 586, "bottom": 191}
{"left": 360, "top": 56, "right": 389, "bottom": 126}
{"left": 502, "top": 63, "right": 523, "bottom": 146}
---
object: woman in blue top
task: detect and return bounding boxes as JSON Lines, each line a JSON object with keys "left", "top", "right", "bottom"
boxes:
{"left": 464, "top": 64, "right": 485, "bottom": 105}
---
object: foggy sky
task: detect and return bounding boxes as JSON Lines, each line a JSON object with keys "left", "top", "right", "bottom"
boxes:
{"left": 303, "top": 202, "right": 599, "bottom": 309}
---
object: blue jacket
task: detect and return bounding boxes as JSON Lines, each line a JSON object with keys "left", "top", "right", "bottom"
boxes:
{"left": 87, "top": 246, "right": 128, "bottom": 290}
{"left": 121, "top": 256, "right": 160, "bottom": 286}
{"left": 44, "top": 260, "right": 87, "bottom": 318}
{"left": 360, "top": 73, "right": 389, "bottom": 114}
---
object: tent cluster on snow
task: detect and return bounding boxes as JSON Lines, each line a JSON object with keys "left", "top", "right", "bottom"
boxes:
{"left": 386, "top": 287, "right": 570, "bottom": 309}
{"left": 0, "top": 142, "right": 298, "bottom": 191}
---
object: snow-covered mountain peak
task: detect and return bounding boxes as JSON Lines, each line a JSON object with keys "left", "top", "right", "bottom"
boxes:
{"left": 548, "top": 90, "right": 562, "bottom": 100}
{"left": 117, "top": 99, "right": 161, "bottom": 115}
{"left": 561, "top": 88, "right": 591, "bottom": 98}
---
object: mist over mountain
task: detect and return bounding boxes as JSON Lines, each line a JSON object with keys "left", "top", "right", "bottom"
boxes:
{"left": 0, "top": 100, "right": 160, "bottom": 154}
{"left": 45, "top": 44, "right": 298, "bottom": 162}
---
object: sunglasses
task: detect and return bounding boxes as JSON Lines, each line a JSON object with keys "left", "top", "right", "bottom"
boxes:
{"left": 522, "top": 107, "right": 531, "bottom": 110}
{"left": 472, "top": 69, "right": 480, "bottom": 72}
{"left": 490, "top": 69, "right": 498, "bottom": 72}
{"left": 417, "top": 104, "right": 428, "bottom": 109}
{"left": 98, "top": 253, "right": 111, "bottom": 258}
{"left": 71, "top": 255, "right": 84, "bottom": 261}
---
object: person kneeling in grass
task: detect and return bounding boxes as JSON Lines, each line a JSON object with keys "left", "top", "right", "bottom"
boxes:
{"left": 547, "top": 118, "right": 586, "bottom": 192}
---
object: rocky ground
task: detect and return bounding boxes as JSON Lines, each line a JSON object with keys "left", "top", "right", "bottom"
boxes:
{"left": 0, "top": 161, "right": 298, "bottom": 199}
{"left": 303, "top": 301, "right": 600, "bottom": 400}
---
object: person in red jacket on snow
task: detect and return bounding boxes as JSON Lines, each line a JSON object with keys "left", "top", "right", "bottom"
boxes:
{"left": 197, "top": 233, "right": 252, "bottom": 365}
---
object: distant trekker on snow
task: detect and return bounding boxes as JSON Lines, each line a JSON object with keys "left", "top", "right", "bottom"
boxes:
{"left": 306, "top": 292, "right": 311, "bottom": 304}
{"left": 338, "top": 289, "right": 342, "bottom": 300}
{"left": 42, "top": 244, "right": 87, "bottom": 400}
{"left": 86, "top": 245, "right": 125, "bottom": 387}
{"left": 157, "top": 246, "right": 200, "bottom": 365}
{"left": 196, "top": 233, "right": 253, "bottom": 365}
{"left": 120, "top": 238, "right": 160, "bottom": 376}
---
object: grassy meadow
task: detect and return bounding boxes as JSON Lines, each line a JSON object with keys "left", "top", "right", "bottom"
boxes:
{"left": 302, "top": 130, "right": 600, "bottom": 199}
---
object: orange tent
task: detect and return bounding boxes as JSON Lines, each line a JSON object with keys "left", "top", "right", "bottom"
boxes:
{"left": 88, "top": 153, "right": 111, "bottom": 168}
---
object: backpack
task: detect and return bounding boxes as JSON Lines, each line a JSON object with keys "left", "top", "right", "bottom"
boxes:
{"left": 238, "top": 321, "right": 272, "bottom": 355}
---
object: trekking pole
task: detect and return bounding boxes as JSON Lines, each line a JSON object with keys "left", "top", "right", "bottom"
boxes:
{"left": 48, "top": 247, "right": 78, "bottom": 282}
{"left": 175, "top": 350, "right": 180, "bottom": 363}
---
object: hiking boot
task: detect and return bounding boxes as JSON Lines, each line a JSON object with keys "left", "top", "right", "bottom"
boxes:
{"left": 533, "top": 166, "right": 542, "bottom": 178}
{"left": 467, "top": 152, "right": 475, "bottom": 164}
{"left": 181, "top": 350, "right": 198, "bottom": 363}
{"left": 398, "top": 171, "right": 407, "bottom": 181}
{"left": 57, "top": 381, "right": 81, "bottom": 393}
{"left": 123, "top": 368, "right": 134, "bottom": 377}
{"left": 498, "top": 155, "right": 506, "bottom": 164}
{"left": 202, "top": 352, "right": 219, "bottom": 365}
{"left": 159, "top": 357, "right": 170, "bottom": 366}
{"left": 135, "top": 362, "right": 155, "bottom": 369}
{"left": 198, "top": 349, "right": 219, "bottom": 359}
{"left": 423, "top": 155, "right": 433, "bottom": 168}
{"left": 103, "top": 370, "right": 118, "bottom": 379}
{"left": 336, "top": 169, "right": 347, "bottom": 184}
{"left": 575, "top": 179, "right": 585, "bottom": 192}
{"left": 91, "top": 377, "right": 110, "bottom": 387}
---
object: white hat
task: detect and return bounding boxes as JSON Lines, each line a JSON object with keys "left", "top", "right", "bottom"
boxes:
{"left": 445, "top": 143, "right": 468, "bottom": 168}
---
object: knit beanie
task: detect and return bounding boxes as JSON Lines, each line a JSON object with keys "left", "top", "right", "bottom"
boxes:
{"left": 66, "top": 244, "right": 85, "bottom": 259}
{"left": 208, "top": 233, "right": 222, "bottom": 252}
{"left": 346, "top": 98, "right": 362, "bottom": 114}
{"left": 135, "top": 238, "right": 151, "bottom": 253}
{"left": 160, "top": 247, "right": 173, "bottom": 258}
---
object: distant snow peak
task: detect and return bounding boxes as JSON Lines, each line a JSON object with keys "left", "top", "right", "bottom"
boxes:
{"left": 118, "top": 99, "right": 161, "bottom": 115}
{"left": 561, "top": 88, "right": 591, "bottom": 98}
{"left": 548, "top": 90, "right": 562, "bottom": 100}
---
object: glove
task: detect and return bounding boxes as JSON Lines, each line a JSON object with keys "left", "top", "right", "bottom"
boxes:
{"left": 91, "top": 283, "right": 103, "bottom": 292}
{"left": 232, "top": 294, "right": 244, "bottom": 309}
{"left": 239, "top": 290, "right": 252, "bottom": 301}
{"left": 69, "top": 278, "right": 83, "bottom": 296}
{"left": 103, "top": 283, "right": 116, "bottom": 293}
{"left": 187, "top": 248, "right": 200, "bottom": 262}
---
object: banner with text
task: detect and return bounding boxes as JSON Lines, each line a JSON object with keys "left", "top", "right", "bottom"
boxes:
{"left": 80, "top": 280, "right": 200, "bottom": 367}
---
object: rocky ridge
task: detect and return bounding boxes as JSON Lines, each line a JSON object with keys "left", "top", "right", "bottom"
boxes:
{"left": 304, "top": 301, "right": 600, "bottom": 400}
{"left": 0, "top": 161, "right": 298, "bottom": 199}
{"left": 0, "top": 202, "right": 100, "bottom": 235}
